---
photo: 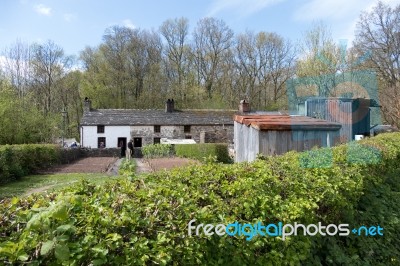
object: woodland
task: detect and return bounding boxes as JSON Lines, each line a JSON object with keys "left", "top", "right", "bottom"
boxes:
{"left": 0, "top": 1, "right": 398, "bottom": 144}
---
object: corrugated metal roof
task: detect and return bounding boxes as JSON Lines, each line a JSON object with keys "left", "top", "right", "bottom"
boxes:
{"left": 81, "top": 109, "right": 236, "bottom": 126}
{"left": 306, "top": 97, "right": 381, "bottom": 107}
{"left": 234, "top": 114, "right": 341, "bottom": 131}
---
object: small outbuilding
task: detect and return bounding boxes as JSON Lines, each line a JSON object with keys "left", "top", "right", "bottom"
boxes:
{"left": 234, "top": 114, "right": 342, "bottom": 162}
{"left": 305, "top": 97, "right": 380, "bottom": 142}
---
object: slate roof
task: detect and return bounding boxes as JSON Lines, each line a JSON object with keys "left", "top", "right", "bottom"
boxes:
{"left": 80, "top": 109, "right": 237, "bottom": 126}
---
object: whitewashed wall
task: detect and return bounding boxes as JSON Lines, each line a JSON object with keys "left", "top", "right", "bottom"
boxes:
{"left": 81, "top": 126, "right": 131, "bottom": 148}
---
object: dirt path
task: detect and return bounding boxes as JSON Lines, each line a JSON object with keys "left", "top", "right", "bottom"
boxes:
{"left": 40, "top": 157, "right": 118, "bottom": 174}
{"left": 22, "top": 157, "right": 196, "bottom": 196}
{"left": 24, "top": 184, "right": 57, "bottom": 196}
{"left": 135, "top": 157, "right": 199, "bottom": 174}
{"left": 134, "top": 159, "right": 152, "bottom": 174}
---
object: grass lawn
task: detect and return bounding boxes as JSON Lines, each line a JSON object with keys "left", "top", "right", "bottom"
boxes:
{"left": 0, "top": 173, "right": 123, "bottom": 199}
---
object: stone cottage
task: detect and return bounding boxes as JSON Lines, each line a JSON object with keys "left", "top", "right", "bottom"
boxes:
{"left": 79, "top": 98, "right": 236, "bottom": 148}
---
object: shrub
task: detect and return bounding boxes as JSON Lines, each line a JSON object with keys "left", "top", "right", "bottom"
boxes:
{"left": 175, "top": 143, "right": 231, "bottom": 163}
{"left": 142, "top": 144, "right": 174, "bottom": 159}
{"left": 0, "top": 144, "right": 61, "bottom": 184}
{"left": 0, "top": 133, "right": 399, "bottom": 265}
{"left": 118, "top": 158, "right": 136, "bottom": 176}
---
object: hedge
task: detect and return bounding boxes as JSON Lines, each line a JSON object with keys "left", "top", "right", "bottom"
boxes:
{"left": 175, "top": 143, "right": 231, "bottom": 163}
{"left": 0, "top": 144, "right": 62, "bottom": 184}
{"left": 0, "top": 133, "right": 399, "bottom": 265}
{"left": 142, "top": 144, "right": 174, "bottom": 159}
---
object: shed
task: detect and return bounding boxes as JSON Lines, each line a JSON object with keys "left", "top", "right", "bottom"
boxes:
{"left": 234, "top": 114, "right": 341, "bottom": 162}
{"left": 305, "top": 98, "right": 380, "bottom": 142}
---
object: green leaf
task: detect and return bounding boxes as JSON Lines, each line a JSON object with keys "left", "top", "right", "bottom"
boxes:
{"left": 92, "top": 259, "right": 107, "bottom": 265}
{"left": 0, "top": 241, "right": 17, "bottom": 256}
{"left": 56, "top": 224, "right": 75, "bottom": 234}
{"left": 26, "top": 213, "right": 42, "bottom": 230}
{"left": 106, "top": 233, "right": 122, "bottom": 242}
{"left": 54, "top": 243, "right": 70, "bottom": 261}
{"left": 40, "top": 240, "right": 54, "bottom": 256}
{"left": 17, "top": 253, "right": 29, "bottom": 262}
{"left": 11, "top": 197, "right": 19, "bottom": 205}
{"left": 52, "top": 204, "right": 68, "bottom": 221}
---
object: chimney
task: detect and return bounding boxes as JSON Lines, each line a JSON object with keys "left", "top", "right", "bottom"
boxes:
{"left": 84, "top": 97, "right": 92, "bottom": 113}
{"left": 165, "top": 99, "right": 175, "bottom": 113}
{"left": 239, "top": 100, "right": 250, "bottom": 113}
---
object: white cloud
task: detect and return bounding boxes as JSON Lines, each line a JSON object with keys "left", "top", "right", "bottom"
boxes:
{"left": 294, "top": 0, "right": 398, "bottom": 21}
{"left": 123, "top": 19, "right": 136, "bottom": 29}
{"left": 208, "top": 0, "right": 286, "bottom": 17}
{"left": 34, "top": 4, "right": 52, "bottom": 16}
{"left": 295, "top": 0, "right": 399, "bottom": 46}
{"left": 293, "top": 0, "right": 367, "bottom": 21}
{"left": 64, "top": 13, "right": 77, "bottom": 22}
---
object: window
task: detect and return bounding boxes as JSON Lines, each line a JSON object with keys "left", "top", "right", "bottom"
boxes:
{"left": 154, "top": 137, "right": 161, "bottom": 144}
{"left": 185, "top": 135, "right": 192, "bottom": 139}
{"left": 184, "top": 125, "right": 191, "bottom": 133}
{"left": 133, "top": 137, "right": 142, "bottom": 148}
{"left": 154, "top": 125, "right": 161, "bottom": 133}
{"left": 97, "top": 125, "right": 105, "bottom": 133}
{"left": 98, "top": 137, "right": 106, "bottom": 148}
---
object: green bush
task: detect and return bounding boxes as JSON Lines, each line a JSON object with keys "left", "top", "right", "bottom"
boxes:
{"left": 0, "top": 144, "right": 61, "bottom": 184}
{"left": 175, "top": 143, "right": 231, "bottom": 163}
{"left": 142, "top": 144, "right": 174, "bottom": 159}
{"left": 0, "top": 133, "right": 399, "bottom": 265}
{"left": 118, "top": 158, "right": 136, "bottom": 176}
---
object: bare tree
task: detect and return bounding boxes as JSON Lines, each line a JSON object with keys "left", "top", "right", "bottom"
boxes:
{"left": 233, "top": 31, "right": 295, "bottom": 109}
{"left": 192, "top": 17, "right": 234, "bottom": 98}
{"left": 126, "top": 29, "right": 163, "bottom": 103}
{"left": 2, "top": 40, "right": 32, "bottom": 99}
{"left": 354, "top": 1, "right": 400, "bottom": 86}
{"left": 354, "top": 1, "right": 400, "bottom": 127}
{"left": 160, "top": 17, "right": 191, "bottom": 99}
{"left": 101, "top": 26, "right": 134, "bottom": 107}
{"left": 234, "top": 31, "right": 260, "bottom": 104}
{"left": 30, "top": 40, "right": 72, "bottom": 115}
{"left": 264, "top": 33, "right": 296, "bottom": 105}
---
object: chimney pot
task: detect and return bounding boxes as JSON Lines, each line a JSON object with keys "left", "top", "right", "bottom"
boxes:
{"left": 165, "top": 99, "right": 175, "bottom": 112}
{"left": 84, "top": 97, "right": 92, "bottom": 112}
{"left": 239, "top": 100, "right": 250, "bottom": 113}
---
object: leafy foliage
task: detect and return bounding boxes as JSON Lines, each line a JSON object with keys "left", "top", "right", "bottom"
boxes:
{"left": 0, "top": 86, "right": 60, "bottom": 145}
{"left": 0, "top": 144, "right": 61, "bottom": 184}
{"left": 118, "top": 159, "right": 137, "bottom": 176}
{"left": 142, "top": 144, "right": 174, "bottom": 159}
{"left": 0, "top": 133, "right": 399, "bottom": 265}
{"left": 175, "top": 143, "right": 232, "bottom": 163}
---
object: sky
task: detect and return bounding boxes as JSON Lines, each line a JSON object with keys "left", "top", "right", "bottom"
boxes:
{"left": 0, "top": 0, "right": 399, "bottom": 57}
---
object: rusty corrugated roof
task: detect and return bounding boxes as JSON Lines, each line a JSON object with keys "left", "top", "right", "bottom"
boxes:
{"left": 234, "top": 114, "right": 341, "bottom": 131}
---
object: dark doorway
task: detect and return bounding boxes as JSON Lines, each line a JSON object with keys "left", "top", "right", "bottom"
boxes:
{"left": 118, "top": 137, "right": 127, "bottom": 148}
{"left": 133, "top": 137, "right": 142, "bottom": 147}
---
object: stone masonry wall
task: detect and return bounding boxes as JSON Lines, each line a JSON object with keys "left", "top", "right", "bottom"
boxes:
{"left": 129, "top": 125, "right": 234, "bottom": 145}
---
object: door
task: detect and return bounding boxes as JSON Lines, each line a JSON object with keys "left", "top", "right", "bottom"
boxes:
{"left": 133, "top": 137, "right": 142, "bottom": 147}
{"left": 118, "top": 137, "right": 127, "bottom": 148}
